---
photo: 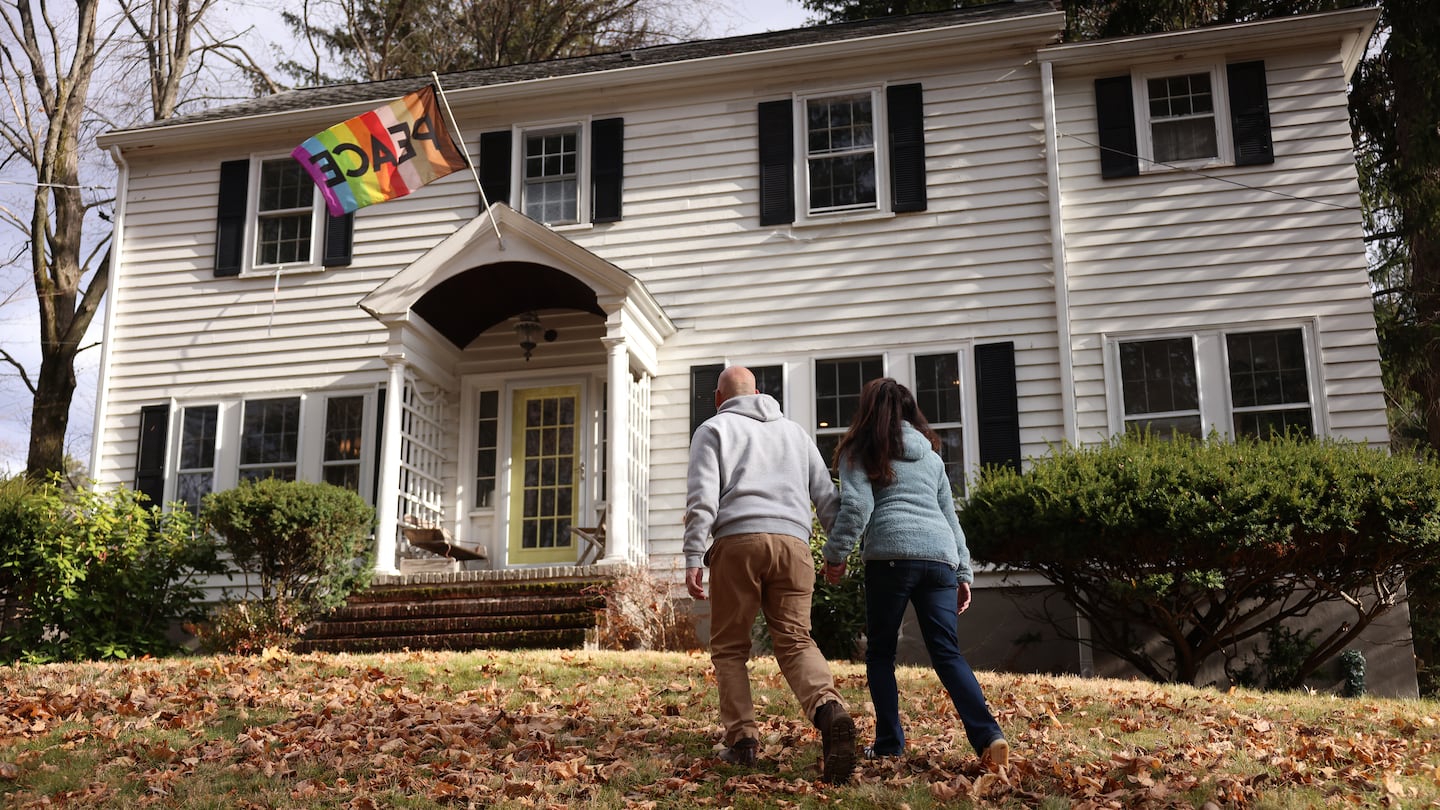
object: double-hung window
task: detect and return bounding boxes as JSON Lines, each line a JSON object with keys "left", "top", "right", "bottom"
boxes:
{"left": 523, "top": 127, "right": 581, "bottom": 225}
{"left": 814, "top": 356, "right": 884, "bottom": 472}
{"left": 1094, "top": 61, "right": 1272, "bottom": 178}
{"left": 176, "top": 405, "right": 219, "bottom": 515}
{"left": 255, "top": 158, "right": 319, "bottom": 266}
{"left": 805, "top": 93, "right": 879, "bottom": 214}
{"left": 239, "top": 397, "right": 301, "bottom": 481}
{"left": 321, "top": 395, "right": 365, "bottom": 491}
{"left": 913, "top": 352, "right": 966, "bottom": 496}
{"left": 1114, "top": 326, "right": 1314, "bottom": 440}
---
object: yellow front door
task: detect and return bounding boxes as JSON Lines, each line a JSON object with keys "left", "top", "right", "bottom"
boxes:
{"left": 507, "top": 385, "right": 581, "bottom": 564}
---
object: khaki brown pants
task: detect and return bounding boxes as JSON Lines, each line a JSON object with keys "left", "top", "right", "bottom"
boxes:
{"left": 708, "top": 532, "right": 843, "bottom": 746}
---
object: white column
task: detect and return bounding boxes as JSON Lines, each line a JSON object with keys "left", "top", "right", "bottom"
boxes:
{"left": 602, "top": 337, "right": 630, "bottom": 564}
{"left": 372, "top": 354, "right": 406, "bottom": 575}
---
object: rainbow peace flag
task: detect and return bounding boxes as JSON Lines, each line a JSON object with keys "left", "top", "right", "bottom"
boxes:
{"left": 292, "top": 84, "right": 468, "bottom": 217}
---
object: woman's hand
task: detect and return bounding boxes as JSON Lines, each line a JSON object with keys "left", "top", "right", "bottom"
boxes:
{"left": 822, "top": 561, "right": 846, "bottom": 586}
{"left": 957, "top": 582, "right": 972, "bottom": 614}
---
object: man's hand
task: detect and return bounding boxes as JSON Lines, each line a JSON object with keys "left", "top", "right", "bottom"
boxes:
{"left": 957, "top": 581, "right": 973, "bottom": 614}
{"left": 822, "top": 561, "right": 846, "bottom": 586}
{"left": 686, "top": 566, "right": 707, "bottom": 600}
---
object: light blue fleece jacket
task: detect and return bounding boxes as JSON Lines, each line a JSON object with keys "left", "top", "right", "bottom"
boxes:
{"left": 821, "top": 422, "right": 973, "bottom": 583}
{"left": 683, "top": 394, "right": 839, "bottom": 568}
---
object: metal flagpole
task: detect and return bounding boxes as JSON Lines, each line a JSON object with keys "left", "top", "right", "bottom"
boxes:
{"left": 431, "top": 72, "right": 504, "bottom": 249}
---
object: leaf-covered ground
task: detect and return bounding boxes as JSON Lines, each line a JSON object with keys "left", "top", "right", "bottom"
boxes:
{"left": 1, "top": 649, "right": 1437, "bottom": 808}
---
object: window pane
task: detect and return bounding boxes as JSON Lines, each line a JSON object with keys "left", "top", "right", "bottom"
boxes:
{"left": 753, "top": 365, "right": 784, "bottom": 411}
{"left": 179, "top": 405, "right": 218, "bottom": 470}
{"left": 240, "top": 398, "right": 300, "bottom": 471}
{"left": 1119, "top": 338, "right": 1198, "bottom": 416}
{"left": 259, "top": 160, "right": 311, "bottom": 212}
{"left": 258, "top": 213, "right": 312, "bottom": 265}
{"left": 1227, "top": 329, "right": 1313, "bottom": 439}
{"left": 524, "top": 129, "right": 579, "bottom": 224}
{"left": 1146, "top": 72, "right": 1217, "bottom": 163}
{"left": 1234, "top": 409, "right": 1312, "bottom": 439}
{"left": 914, "top": 353, "right": 962, "bottom": 424}
{"left": 475, "top": 390, "right": 499, "bottom": 509}
{"left": 806, "top": 94, "right": 878, "bottom": 214}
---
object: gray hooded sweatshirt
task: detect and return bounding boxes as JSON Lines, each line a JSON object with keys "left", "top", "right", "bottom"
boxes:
{"left": 683, "top": 393, "right": 839, "bottom": 568}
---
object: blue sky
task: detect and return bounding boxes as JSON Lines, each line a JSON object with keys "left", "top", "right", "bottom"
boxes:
{"left": 0, "top": 0, "right": 814, "bottom": 476}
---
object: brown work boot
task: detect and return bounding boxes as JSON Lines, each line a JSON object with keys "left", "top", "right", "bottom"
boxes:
{"left": 813, "top": 701, "right": 856, "bottom": 784}
{"left": 981, "top": 737, "right": 1010, "bottom": 769}
{"left": 718, "top": 737, "right": 758, "bottom": 766}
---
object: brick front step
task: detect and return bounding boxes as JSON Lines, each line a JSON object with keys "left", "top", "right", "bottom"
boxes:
{"left": 295, "top": 564, "right": 624, "bottom": 654}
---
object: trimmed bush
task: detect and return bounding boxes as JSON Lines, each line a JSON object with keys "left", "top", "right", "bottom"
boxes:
{"left": 810, "top": 521, "right": 866, "bottom": 662}
{"left": 962, "top": 432, "right": 1440, "bottom": 687}
{"left": 0, "top": 476, "right": 223, "bottom": 663}
{"left": 202, "top": 479, "right": 375, "bottom": 641}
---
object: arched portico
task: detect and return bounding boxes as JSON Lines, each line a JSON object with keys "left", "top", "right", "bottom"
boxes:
{"left": 359, "top": 204, "right": 674, "bottom": 574}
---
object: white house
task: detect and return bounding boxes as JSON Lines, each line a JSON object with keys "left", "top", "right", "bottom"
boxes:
{"left": 92, "top": 2, "right": 1408, "bottom": 689}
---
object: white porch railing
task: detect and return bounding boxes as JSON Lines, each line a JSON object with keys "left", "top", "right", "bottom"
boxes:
{"left": 396, "top": 370, "right": 446, "bottom": 561}
{"left": 626, "top": 372, "right": 651, "bottom": 565}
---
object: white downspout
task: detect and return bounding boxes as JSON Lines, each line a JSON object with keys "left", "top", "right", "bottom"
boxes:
{"left": 90, "top": 147, "right": 129, "bottom": 484}
{"left": 1042, "top": 59, "right": 1093, "bottom": 678}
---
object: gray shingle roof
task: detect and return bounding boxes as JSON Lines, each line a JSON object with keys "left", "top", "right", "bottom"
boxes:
{"left": 129, "top": 0, "right": 1057, "bottom": 131}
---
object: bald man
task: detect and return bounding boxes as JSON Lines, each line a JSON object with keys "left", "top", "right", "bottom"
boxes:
{"left": 683, "top": 365, "right": 855, "bottom": 784}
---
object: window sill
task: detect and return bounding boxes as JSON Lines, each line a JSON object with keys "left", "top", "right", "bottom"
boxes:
{"left": 545, "top": 222, "right": 593, "bottom": 234}
{"left": 791, "top": 209, "right": 896, "bottom": 229}
{"left": 1139, "top": 157, "right": 1232, "bottom": 174}
{"left": 242, "top": 264, "right": 324, "bottom": 278}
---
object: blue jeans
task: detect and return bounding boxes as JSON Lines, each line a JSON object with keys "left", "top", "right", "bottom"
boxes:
{"left": 865, "top": 559, "right": 1003, "bottom": 756}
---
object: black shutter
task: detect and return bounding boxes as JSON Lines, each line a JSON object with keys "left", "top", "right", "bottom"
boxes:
{"left": 975, "top": 342, "right": 1022, "bottom": 472}
{"left": 887, "top": 83, "right": 927, "bottom": 213}
{"left": 134, "top": 404, "right": 170, "bottom": 507}
{"left": 370, "top": 386, "right": 386, "bottom": 506}
{"left": 591, "top": 117, "right": 624, "bottom": 223}
{"left": 322, "top": 212, "right": 354, "bottom": 267}
{"left": 214, "top": 159, "right": 249, "bottom": 276}
{"left": 1094, "top": 76, "right": 1139, "bottom": 178}
{"left": 1227, "top": 61, "right": 1274, "bottom": 166}
{"left": 479, "top": 130, "right": 512, "bottom": 209}
{"left": 757, "top": 100, "right": 794, "bottom": 226}
{"left": 690, "top": 364, "right": 724, "bottom": 437}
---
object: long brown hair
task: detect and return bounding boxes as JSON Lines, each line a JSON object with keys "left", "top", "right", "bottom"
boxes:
{"left": 832, "top": 377, "right": 940, "bottom": 486}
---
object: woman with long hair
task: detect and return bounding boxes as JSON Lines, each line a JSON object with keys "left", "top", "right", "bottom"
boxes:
{"left": 820, "top": 377, "right": 1008, "bottom": 767}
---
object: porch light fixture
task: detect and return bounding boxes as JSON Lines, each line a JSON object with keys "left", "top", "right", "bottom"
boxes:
{"left": 513, "top": 311, "right": 559, "bottom": 361}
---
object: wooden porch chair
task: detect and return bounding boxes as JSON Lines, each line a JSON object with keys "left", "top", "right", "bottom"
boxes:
{"left": 400, "top": 515, "right": 488, "bottom": 570}
{"left": 568, "top": 505, "right": 607, "bottom": 566}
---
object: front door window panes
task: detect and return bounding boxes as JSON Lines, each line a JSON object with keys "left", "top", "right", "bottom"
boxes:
{"left": 256, "top": 159, "right": 314, "bottom": 266}
{"left": 806, "top": 94, "right": 877, "bottom": 213}
{"left": 1227, "top": 329, "right": 1313, "bottom": 438}
{"left": 523, "top": 129, "right": 579, "bottom": 225}
{"left": 1119, "top": 338, "right": 1203, "bottom": 438}
{"left": 474, "top": 390, "right": 499, "bottom": 509}
{"left": 239, "top": 397, "right": 301, "bottom": 481}
{"left": 1147, "top": 72, "right": 1217, "bottom": 163}
{"left": 322, "top": 396, "right": 364, "bottom": 491}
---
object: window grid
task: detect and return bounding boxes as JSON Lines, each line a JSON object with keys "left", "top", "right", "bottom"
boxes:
{"left": 814, "top": 356, "right": 883, "bottom": 471}
{"left": 1226, "top": 329, "right": 1313, "bottom": 438}
{"left": 321, "top": 396, "right": 364, "bottom": 492}
{"left": 806, "top": 94, "right": 877, "bottom": 213}
{"left": 176, "top": 405, "right": 218, "bottom": 516}
{"left": 523, "top": 129, "right": 579, "bottom": 224}
{"left": 519, "top": 395, "right": 577, "bottom": 550}
{"left": 914, "top": 353, "right": 965, "bottom": 496}
{"left": 256, "top": 159, "right": 313, "bottom": 265}
{"left": 1145, "top": 72, "right": 1217, "bottom": 163}
{"left": 474, "top": 390, "right": 499, "bottom": 509}
{"left": 239, "top": 397, "right": 301, "bottom": 481}
{"left": 753, "top": 365, "right": 785, "bottom": 411}
{"left": 1119, "top": 338, "right": 1203, "bottom": 438}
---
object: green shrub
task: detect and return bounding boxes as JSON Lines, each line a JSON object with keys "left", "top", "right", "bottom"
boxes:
{"left": 201, "top": 479, "right": 375, "bottom": 635}
{"left": 0, "top": 476, "right": 223, "bottom": 663}
{"left": 810, "top": 520, "right": 866, "bottom": 662}
{"left": 962, "top": 432, "right": 1440, "bottom": 688}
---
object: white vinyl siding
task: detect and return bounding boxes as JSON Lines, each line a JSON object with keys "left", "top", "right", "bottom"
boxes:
{"left": 1050, "top": 44, "right": 1386, "bottom": 448}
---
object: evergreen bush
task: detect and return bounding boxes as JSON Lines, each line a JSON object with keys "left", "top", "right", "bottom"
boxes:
{"left": 201, "top": 479, "right": 375, "bottom": 641}
{"left": 962, "top": 432, "right": 1440, "bottom": 688}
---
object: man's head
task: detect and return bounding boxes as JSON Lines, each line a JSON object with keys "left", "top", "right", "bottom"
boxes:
{"left": 715, "top": 365, "right": 757, "bottom": 408}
